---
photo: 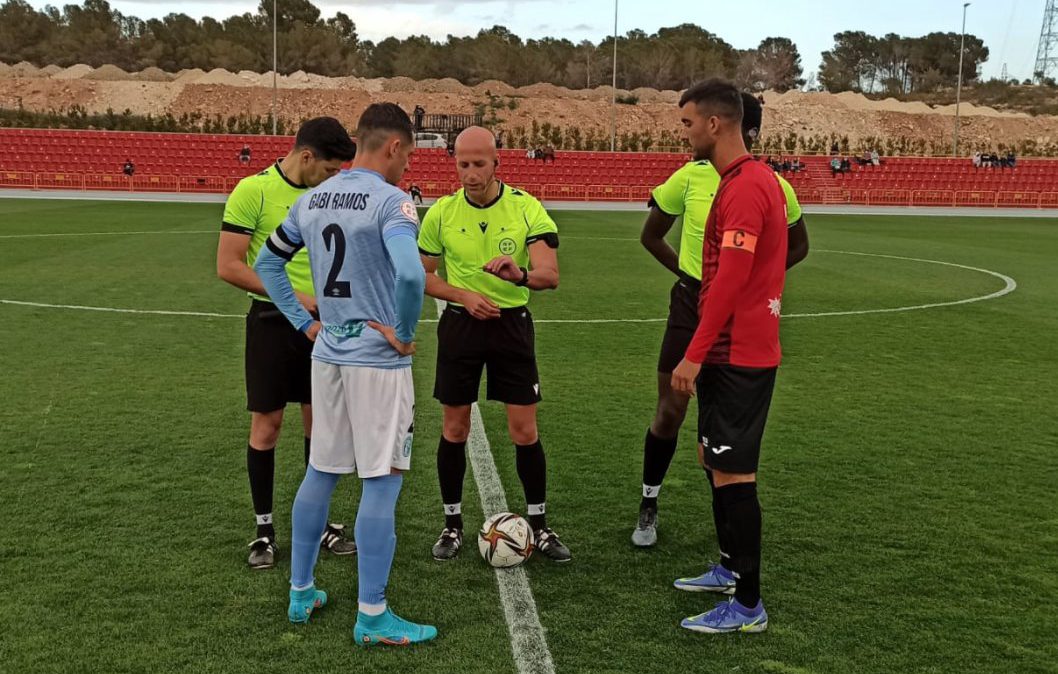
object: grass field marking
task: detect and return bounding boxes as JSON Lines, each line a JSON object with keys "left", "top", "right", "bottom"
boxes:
{"left": 433, "top": 298, "right": 556, "bottom": 674}
{"left": 0, "top": 230, "right": 216, "bottom": 239}
{"left": 0, "top": 249, "right": 1016, "bottom": 323}
{"left": 0, "top": 299, "right": 242, "bottom": 318}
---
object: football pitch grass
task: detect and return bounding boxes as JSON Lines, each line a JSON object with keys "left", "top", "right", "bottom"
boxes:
{"left": 1, "top": 198, "right": 1056, "bottom": 674}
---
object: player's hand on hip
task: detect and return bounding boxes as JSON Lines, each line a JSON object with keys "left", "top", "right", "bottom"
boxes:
{"left": 295, "top": 291, "right": 319, "bottom": 318}
{"left": 367, "top": 321, "right": 416, "bottom": 356}
{"left": 671, "top": 358, "right": 701, "bottom": 396}
{"left": 305, "top": 321, "right": 323, "bottom": 342}
{"left": 483, "top": 255, "right": 522, "bottom": 283}
{"left": 460, "top": 291, "right": 502, "bottom": 320}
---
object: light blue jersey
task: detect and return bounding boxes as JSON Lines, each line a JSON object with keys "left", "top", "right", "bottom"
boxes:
{"left": 255, "top": 168, "right": 425, "bottom": 369}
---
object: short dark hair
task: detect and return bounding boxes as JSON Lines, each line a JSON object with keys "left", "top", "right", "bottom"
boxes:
{"left": 740, "top": 92, "right": 763, "bottom": 143}
{"left": 679, "top": 78, "right": 743, "bottom": 124}
{"left": 356, "top": 103, "right": 414, "bottom": 152}
{"left": 294, "top": 117, "right": 356, "bottom": 161}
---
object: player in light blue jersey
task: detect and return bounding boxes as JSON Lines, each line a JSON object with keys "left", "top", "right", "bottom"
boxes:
{"left": 255, "top": 103, "right": 436, "bottom": 647}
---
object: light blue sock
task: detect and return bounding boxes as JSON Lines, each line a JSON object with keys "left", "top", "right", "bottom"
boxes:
{"left": 355, "top": 474, "right": 404, "bottom": 608}
{"left": 290, "top": 465, "right": 340, "bottom": 589}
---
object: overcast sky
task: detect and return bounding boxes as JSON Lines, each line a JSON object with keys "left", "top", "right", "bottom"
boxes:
{"left": 31, "top": 0, "right": 1047, "bottom": 82}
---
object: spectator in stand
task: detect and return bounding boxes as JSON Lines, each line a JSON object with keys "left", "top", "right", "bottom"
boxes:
{"left": 1007, "top": 151, "right": 1017, "bottom": 168}
{"left": 239, "top": 145, "right": 252, "bottom": 165}
{"left": 780, "top": 157, "right": 791, "bottom": 173}
{"left": 830, "top": 157, "right": 842, "bottom": 176}
{"left": 972, "top": 152, "right": 982, "bottom": 168}
{"left": 526, "top": 148, "right": 537, "bottom": 160}
{"left": 791, "top": 157, "right": 802, "bottom": 173}
{"left": 857, "top": 150, "right": 871, "bottom": 166}
{"left": 409, "top": 183, "right": 423, "bottom": 205}
{"left": 840, "top": 157, "right": 851, "bottom": 173}
{"left": 541, "top": 146, "right": 555, "bottom": 164}
{"left": 870, "top": 149, "right": 880, "bottom": 166}
{"left": 122, "top": 159, "right": 135, "bottom": 177}
{"left": 413, "top": 105, "right": 426, "bottom": 131}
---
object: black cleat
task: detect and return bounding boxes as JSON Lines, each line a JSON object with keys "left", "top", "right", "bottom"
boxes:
{"left": 431, "top": 528, "right": 463, "bottom": 561}
{"left": 248, "top": 536, "right": 278, "bottom": 570}
{"left": 533, "top": 528, "right": 571, "bottom": 563}
{"left": 321, "top": 523, "right": 357, "bottom": 556}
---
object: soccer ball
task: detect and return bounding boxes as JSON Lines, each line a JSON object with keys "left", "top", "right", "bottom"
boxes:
{"left": 478, "top": 512, "right": 534, "bottom": 568}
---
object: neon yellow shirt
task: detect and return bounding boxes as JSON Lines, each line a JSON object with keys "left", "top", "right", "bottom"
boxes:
{"left": 651, "top": 161, "right": 802, "bottom": 281}
{"left": 221, "top": 163, "right": 314, "bottom": 302}
{"left": 418, "top": 184, "right": 558, "bottom": 308}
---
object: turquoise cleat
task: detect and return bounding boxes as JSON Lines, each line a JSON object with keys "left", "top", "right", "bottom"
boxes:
{"left": 287, "top": 586, "right": 328, "bottom": 624}
{"left": 354, "top": 608, "right": 438, "bottom": 647}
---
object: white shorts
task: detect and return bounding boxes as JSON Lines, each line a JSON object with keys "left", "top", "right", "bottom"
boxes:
{"left": 310, "top": 361, "right": 415, "bottom": 478}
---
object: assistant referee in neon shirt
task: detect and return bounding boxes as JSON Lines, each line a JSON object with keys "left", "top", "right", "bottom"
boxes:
{"left": 417, "top": 126, "right": 571, "bottom": 563}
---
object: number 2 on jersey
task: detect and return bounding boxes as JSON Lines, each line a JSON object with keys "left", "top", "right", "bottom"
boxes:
{"left": 322, "top": 223, "right": 351, "bottom": 298}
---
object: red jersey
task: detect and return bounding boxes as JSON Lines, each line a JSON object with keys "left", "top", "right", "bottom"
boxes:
{"left": 688, "top": 154, "right": 788, "bottom": 368}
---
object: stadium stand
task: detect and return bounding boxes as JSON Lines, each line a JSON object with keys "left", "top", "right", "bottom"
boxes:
{"left": 2, "top": 128, "right": 1057, "bottom": 207}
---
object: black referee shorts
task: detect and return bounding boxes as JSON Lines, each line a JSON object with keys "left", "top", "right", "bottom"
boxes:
{"left": 245, "top": 299, "right": 313, "bottom": 413}
{"left": 696, "top": 365, "right": 777, "bottom": 474}
{"left": 657, "top": 271, "right": 701, "bottom": 374}
{"left": 434, "top": 304, "right": 541, "bottom": 406}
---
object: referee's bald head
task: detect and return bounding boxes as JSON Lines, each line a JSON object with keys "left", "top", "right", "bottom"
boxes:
{"left": 455, "top": 126, "right": 497, "bottom": 157}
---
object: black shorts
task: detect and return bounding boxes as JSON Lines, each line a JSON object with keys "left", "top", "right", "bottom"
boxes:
{"left": 245, "top": 299, "right": 313, "bottom": 413}
{"left": 696, "top": 365, "right": 777, "bottom": 474}
{"left": 657, "top": 272, "right": 701, "bottom": 374}
{"left": 434, "top": 305, "right": 541, "bottom": 406}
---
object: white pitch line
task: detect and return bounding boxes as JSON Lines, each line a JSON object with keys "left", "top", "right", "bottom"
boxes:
{"left": 433, "top": 299, "right": 555, "bottom": 674}
{"left": 0, "top": 230, "right": 215, "bottom": 239}
{"left": 0, "top": 249, "right": 1016, "bottom": 322}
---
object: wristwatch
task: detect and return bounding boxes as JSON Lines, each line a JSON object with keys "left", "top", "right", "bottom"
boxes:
{"left": 515, "top": 266, "right": 529, "bottom": 287}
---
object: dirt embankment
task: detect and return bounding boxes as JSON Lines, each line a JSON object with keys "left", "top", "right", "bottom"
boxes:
{"left": 3, "top": 62, "right": 1058, "bottom": 151}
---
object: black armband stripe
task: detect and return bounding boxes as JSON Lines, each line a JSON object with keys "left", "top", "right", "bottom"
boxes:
{"left": 265, "top": 234, "right": 301, "bottom": 261}
{"left": 647, "top": 196, "right": 679, "bottom": 217}
{"left": 419, "top": 247, "right": 442, "bottom": 257}
{"left": 526, "top": 232, "right": 559, "bottom": 249}
{"left": 274, "top": 226, "right": 299, "bottom": 248}
{"left": 221, "top": 222, "right": 254, "bottom": 235}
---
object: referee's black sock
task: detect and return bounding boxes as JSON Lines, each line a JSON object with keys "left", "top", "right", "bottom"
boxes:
{"left": 717, "top": 481, "right": 762, "bottom": 608}
{"left": 641, "top": 429, "right": 678, "bottom": 510}
{"left": 516, "top": 440, "right": 547, "bottom": 530}
{"left": 437, "top": 437, "right": 467, "bottom": 530}
{"left": 247, "top": 444, "right": 276, "bottom": 540}
{"left": 706, "top": 469, "right": 735, "bottom": 572}
{"left": 303, "top": 436, "right": 311, "bottom": 467}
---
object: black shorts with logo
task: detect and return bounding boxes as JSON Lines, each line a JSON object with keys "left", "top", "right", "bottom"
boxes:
{"left": 696, "top": 365, "right": 777, "bottom": 474}
{"left": 434, "top": 304, "right": 541, "bottom": 406}
{"left": 657, "top": 271, "right": 701, "bottom": 374}
{"left": 245, "top": 299, "right": 313, "bottom": 413}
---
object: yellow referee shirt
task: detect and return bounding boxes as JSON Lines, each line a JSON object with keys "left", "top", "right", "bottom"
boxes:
{"left": 418, "top": 183, "right": 558, "bottom": 308}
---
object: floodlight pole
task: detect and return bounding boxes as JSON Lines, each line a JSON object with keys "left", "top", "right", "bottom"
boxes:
{"left": 953, "top": 2, "right": 970, "bottom": 156}
{"left": 272, "top": 0, "right": 278, "bottom": 135}
{"left": 610, "top": 0, "right": 618, "bottom": 152}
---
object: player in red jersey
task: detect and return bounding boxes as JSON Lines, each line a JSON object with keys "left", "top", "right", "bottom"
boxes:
{"left": 670, "top": 79, "right": 790, "bottom": 634}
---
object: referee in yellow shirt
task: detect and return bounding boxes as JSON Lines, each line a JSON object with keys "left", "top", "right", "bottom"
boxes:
{"left": 632, "top": 93, "right": 809, "bottom": 549}
{"left": 216, "top": 118, "right": 358, "bottom": 569}
{"left": 418, "top": 126, "right": 571, "bottom": 563}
